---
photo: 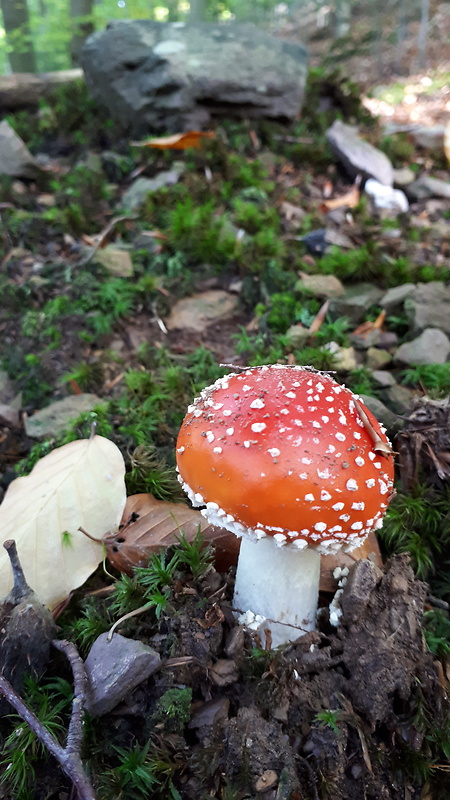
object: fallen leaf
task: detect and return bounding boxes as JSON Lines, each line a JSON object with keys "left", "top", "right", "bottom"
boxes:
{"left": 131, "top": 131, "right": 216, "bottom": 150}
{"left": 352, "top": 309, "right": 386, "bottom": 336}
{"left": 322, "top": 182, "right": 360, "bottom": 211}
{"left": 0, "top": 436, "right": 126, "bottom": 610}
{"left": 104, "top": 493, "right": 239, "bottom": 574}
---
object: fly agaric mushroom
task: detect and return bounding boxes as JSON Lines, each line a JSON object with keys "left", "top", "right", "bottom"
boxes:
{"left": 176, "top": 365, "right": 395, "bottom": 647}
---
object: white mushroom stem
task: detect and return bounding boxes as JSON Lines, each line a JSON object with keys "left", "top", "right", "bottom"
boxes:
{"left": 233, "top": 537, "right": 321, "bottom": 648}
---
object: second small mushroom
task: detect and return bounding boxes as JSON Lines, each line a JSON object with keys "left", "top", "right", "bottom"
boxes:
{"left": 176, "top": 365, "right": 395, "bottom": 647}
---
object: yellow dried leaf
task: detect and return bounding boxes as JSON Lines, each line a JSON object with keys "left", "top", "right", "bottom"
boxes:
{"left": 131, "top": 130, "right": 216, "bottom": 150}
{"left": 0, "top": 436, "right": 126, "bottom": 610}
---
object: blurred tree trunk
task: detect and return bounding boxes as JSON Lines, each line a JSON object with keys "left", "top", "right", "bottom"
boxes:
{"left": 417, "top": 0, "right": 429, "bottom": 69}
{"left": 0, "top": 0, "right": 37, "bottom": 73}
{"left": 334, "top": 0, "right": 351, "bottom": 38}
{"left": 188, "top": 0, "right": 206, "bottom": 23}
{"left": 395, "top": 0, "right": 408, "bottom": 74}
{"left": 70, "top": 0, "right": 94, "bottom": 66}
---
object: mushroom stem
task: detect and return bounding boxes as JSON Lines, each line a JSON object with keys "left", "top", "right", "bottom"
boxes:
{"left": 233, "top": 537, "right": 321, "bottom": 648}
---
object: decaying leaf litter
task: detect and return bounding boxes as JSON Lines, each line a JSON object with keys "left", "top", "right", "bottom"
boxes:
{"left": 0, "top": 45, "right": 450, "bottom": 800}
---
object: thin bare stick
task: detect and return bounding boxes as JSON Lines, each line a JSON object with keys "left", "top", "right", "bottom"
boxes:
{"left": 0, "top": 640, "right": 97, "bottom": 800}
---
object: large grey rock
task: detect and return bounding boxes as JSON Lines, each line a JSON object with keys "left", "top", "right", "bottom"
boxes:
{"left": 81, "top": 21, "right": 308, "bottom": 135}
{"left": 395, "top": 328, "right": 450, "bottom": 366}
{"left": 25, "top": 394, "right": 101, "bottom": 438}
{"left": 84, "top": 633, "right": 161, "bottom": 716}
{"left": 405, "top": 282, "right": 450, "bottom": 335}
{"left": 326, "top": 120, "right": 393, "bottom": 186}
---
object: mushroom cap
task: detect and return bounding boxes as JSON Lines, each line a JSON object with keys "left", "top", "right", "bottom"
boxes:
{"left": 176, "top": 365, "right": 395, "bottom": 555}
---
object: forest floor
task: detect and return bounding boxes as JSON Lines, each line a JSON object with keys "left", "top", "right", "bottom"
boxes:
{"left": 0, "top": 15, "right": 450, "bottom": 800}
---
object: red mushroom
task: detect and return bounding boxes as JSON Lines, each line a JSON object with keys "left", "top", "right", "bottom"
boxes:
{"left": 176, "top": 364, "right": 395, "bottom": 646}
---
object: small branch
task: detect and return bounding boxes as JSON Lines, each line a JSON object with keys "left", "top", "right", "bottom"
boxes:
{"left": 3, "top": 539, "right": 32, "bottom": 601}
{"left": 52, "top": 639, "right": 86, "bottom": 758}
{"left": 0, "top": 639, "right": 97, "bottom": 800}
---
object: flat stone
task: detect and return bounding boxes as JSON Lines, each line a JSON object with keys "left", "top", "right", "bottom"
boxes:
{"left": 405, "top": 282, "right": 450, "bottom": 335}
{"left": 358, "top": 394, "right": 399, "bottom": 432}
{"left": 121, "top": 171, "right": 182, "bottom": 211}
{"left": 330, "top": 283, "right": 384, "bottom": 325}
{"left": 406, "top": 175, "right": 450, "bottom": 201}
{"left": 165, "top": 290, "right": 239, "bottom": 332}
{"left": 393, "top": 167, "right": 416, "bottom": 187}
{"left": 371, "top": 370, "right": 396, "bottom": 388}
{"left": 93, "top": 246, "right": 134, "bottom": 276}
{"left": 25, "top": 394, "right": 101, "bottom": 439}
{"left": 285, "top": 324, "right": 310, "bottom": 349}
{"left": 295, "top": 273, "right": 345, "bottom": 298}
{"left": 365, "top": 347, "right": 392, "bottom": 370}
{"left": 84, "top": 633, "right": 161, "bottom": 717}
{"left": 326, "top": 120, "right": 393, "bottom": 186}
{"left": 380, "top": 283, "right": 416, "bottom": 313}
{"left": 395, "top": 328, "right": 450, "bottom": 366}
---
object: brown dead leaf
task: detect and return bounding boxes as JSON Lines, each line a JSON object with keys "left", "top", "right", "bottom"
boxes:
{"left": 104, "top": 493, "right": 239, "bottom": 574}
{"left": 352, "top": 309, "right": 386, "bottom": 337}
{"left": 322, "top": 182, "right": 360, "bottom": 211}
{"left": 131, "top": 131, "right": 216, "bottom": 150}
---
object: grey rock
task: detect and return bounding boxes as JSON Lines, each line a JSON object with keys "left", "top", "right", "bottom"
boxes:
{"left": 0, "top": 370, "right": 17, "bottom": 404}
{"left": 365, "top": 347, "right": 392, "bottom": 370}
{"left": 378, "top": 331, "right": 399, "bottom": 350}
{"left": 410, "top": 125, "right": 445, "bottom": 150}
{"left": 295, "top": 273, "right": 345, "bottom": 298}
{"left": 395, "top": 328, "right": 450, "bottom": 366}
{"left": 371, "top": 370, "right": 396, "bottom": 388}
{"left": 323, "top": 342, "right": 358, "bottom": 372}
{"left": 165, "top": 290, "right": 239, "bottom": 332}
{"left": 351, "top": 328, "right": 381, "bottom": 350}
{"left": 326, "top": 120, "right": 393, "bottom": 186}
{"left": 330, "top": 283, "right": 384, "bottom": 325}
{"left": 405, "top": 282, "right": 450, "bottom": 335}
{"left": 81, "top": 21, "right": 308, "bottom": 136}
{"left": 121, "top": 170, "right": 182, "bottom": 211}
{"left": 25, "top": 394, "right": 101, "bottom": 439}
{"left": 406, "top": 175, "right": 450, "bottom": 201}
{"left": 0, "top": 121, "right": 42, "bottom": 179}
{"left": 84, "top": 633, "right": 161, "bottom": 717}
{"left": 380, "top": 283, "right": 416, "bottom": 313}
{"left": 285, "top": 324, "right": 310, "bottom": 349}
{"left": 359, "top": 394, "right": 399, "bottom": 432}
{"left": 0, "top": 403, "right": 20, "bottom": 427}
{"left": 393, "top": 167, "right": 416, "bottom": 187}
{"left": 380, "top": 384, "right": 414, "bottom": 415}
